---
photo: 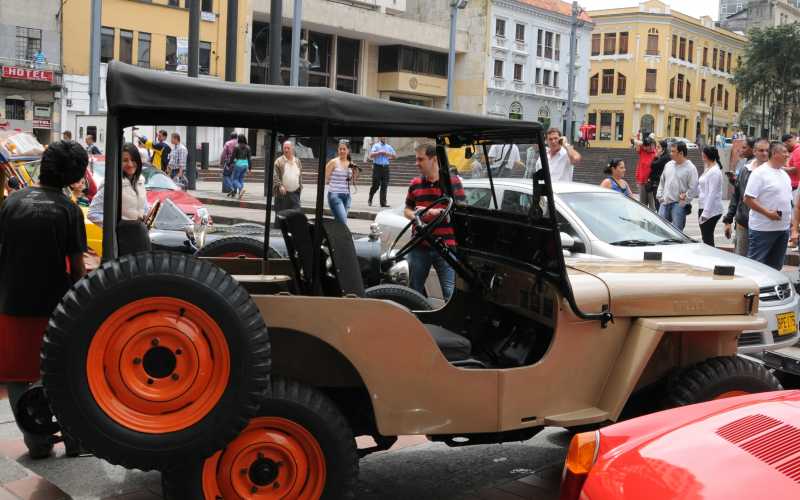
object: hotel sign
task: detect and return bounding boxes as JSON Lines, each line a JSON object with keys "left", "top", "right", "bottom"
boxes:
{"left": 2, "top": 66, "right": 54, "bottom": 82}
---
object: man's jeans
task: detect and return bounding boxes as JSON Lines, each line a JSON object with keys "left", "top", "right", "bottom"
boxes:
{"left": 407, "top": 246, "right": 456, "bottom": 301}
{"left": 748, "top": 229, "right": 790, "bottom": 270}
{"left": 659, "top": 201, "right": 687, "bottom": 231}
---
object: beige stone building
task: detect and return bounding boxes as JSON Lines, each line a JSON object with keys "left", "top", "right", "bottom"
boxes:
{"left": 587, "top": 0, "right": 746, "bottom": 148}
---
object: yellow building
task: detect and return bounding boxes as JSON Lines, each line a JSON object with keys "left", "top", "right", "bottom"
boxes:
{"left": 586, "top": 0, "right": 746, "bottom": 148}
{"left": 60, "top": 0, "right": 250, "bottom": 151}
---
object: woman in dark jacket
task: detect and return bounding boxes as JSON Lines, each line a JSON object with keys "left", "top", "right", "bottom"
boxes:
{"left": 647, "top": 139, "right": 671, "bottom": 212}
{"left": 229, "top": 134, "right": 252, "bottom": 199}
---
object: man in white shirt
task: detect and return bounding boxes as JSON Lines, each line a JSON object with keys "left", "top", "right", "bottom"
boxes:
{"left": 745, "top": 142, "right": 793, "bottom": 270}
{"left": 487, "top": 143, "right": 523, "bottom": 176}
{"left": 656, "top": 142, "right": 699, "bottom": 231}
{"left": 533, "top": 127, "right": 582, "bottom": 183}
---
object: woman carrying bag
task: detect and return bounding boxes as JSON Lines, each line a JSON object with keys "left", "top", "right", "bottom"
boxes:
{"left": 325, "top": 140, "right": 359, "bottom": 224}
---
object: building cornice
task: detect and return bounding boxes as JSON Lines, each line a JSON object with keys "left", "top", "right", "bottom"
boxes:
{"left": 589, "top": 12, "right": 747, "bottom": 46}
{"left": 493, "top": 0, "right": 595, "bottom": 30}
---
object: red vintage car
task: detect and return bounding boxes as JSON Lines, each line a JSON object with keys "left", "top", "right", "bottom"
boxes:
{"left": 561, "top": 390, "right": 800, "bottom": 500}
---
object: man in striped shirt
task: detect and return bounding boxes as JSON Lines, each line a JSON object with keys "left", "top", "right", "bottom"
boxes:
{"left": 404, "top": 143, "right": 466, "bottom": 300}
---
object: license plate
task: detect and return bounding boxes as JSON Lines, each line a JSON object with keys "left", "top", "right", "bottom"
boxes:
{"left": 777, "top": 312, "right": 797, "bottom": 336}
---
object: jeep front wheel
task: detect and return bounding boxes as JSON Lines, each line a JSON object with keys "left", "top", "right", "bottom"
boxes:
{"left": 664, "top": 356, "right": 782, "bottom": 407}
{"left": 162, "top": 377, "right": 358, "bottom": 499}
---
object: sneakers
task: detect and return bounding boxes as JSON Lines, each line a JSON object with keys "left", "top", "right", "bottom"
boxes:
{"left": 238, "top": 188, "right": 246, "bottom": 199}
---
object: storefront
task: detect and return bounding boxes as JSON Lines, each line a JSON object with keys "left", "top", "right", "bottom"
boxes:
{"left": 0, "top": 64, "right": 61, "bottom": 144}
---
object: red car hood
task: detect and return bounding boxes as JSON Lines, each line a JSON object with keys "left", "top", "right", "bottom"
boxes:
{"left": 146, "top": 189, "right": 203, "bottom": 216}
{"left": 584, "top": 391, "right": 800, "bottom": 499}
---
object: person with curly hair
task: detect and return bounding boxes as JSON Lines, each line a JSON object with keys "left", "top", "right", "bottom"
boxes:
{"left": 0, "top": 140, "right": 88, "bottom": 459}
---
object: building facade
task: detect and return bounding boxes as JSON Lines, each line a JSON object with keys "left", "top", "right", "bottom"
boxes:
{"left": 587, "top": 0, "right": 746, "bottom": 148}
{"left": 721, "top": 0, "right": 800, "bottom": 33}
{"left": 0, "top": 0, "right": 63, "bottom": 144}
{"left": 61, "top": 0, "right": 251, "bottom": 156}
{"left": 487, "top": 0, "right": 593, "bottom": 135}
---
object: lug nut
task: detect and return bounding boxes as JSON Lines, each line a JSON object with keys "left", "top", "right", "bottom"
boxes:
{"left": 133, "top": 357, "right": 141, "bottom": 365}
{"left": 251, "top": 486, "right": 258, "bottom": 494}
{"left": 171, "top": 374, "right": 180, "bottom": 381}
{"left": 175, "top": 349, "right": 182, "bottom": 355}
{"left": 240, "top": 468, "right": 247, "bottom": 475}
{"left": 273, "top": 482, "right": 280, "bottom": 489}
{"left": 151, "top": 339, "right": 159, "bottom": 346}
{"left": 147, "top": 378, "right": 154, "bottom": 385}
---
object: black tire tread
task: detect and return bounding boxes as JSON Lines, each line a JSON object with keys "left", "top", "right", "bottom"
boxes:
{"left": 664, "top": 356, "right": 782, "bottom": 408}
{"left": 364, "top": 284, "right": 432, "bottom": 311}
{"left": 42, "top": 252, "right": 271, "bottom": 471}
{"left": 195, "top": 236, "right": 267, "bottom": 258}
{"left": 162, "top": 376, "right": 358, "bottom": 500}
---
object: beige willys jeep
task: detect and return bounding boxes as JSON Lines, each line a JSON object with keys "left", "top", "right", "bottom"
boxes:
{"left": 36, "top": 63, "right": 780, "bottom": 499}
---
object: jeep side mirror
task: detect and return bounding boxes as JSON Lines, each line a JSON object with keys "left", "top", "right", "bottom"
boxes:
{"left": 560, "top": 232, "right": 575, "bottom": 249}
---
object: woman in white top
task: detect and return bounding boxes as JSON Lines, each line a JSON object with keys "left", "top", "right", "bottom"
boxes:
{"left": 88, "top": 143, "right": 148, "bottom": 226}
{"left": 697, "top": 146, "right": 724, "bottom": 247}
{"left": 325, "top": 140, "right": 359, "bottom": 224}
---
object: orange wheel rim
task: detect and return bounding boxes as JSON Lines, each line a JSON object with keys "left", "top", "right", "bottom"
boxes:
{"left": 219, "top": 251, "right": 258, "bottom": 258}
{"left": 87, "top": 297, "right": 230, "bottom": 434}
{"left": 202, "top": 417, "right": 326, "bottom": 500}
{"left": 713, "top": 390, "right": 749, "bottom": 400}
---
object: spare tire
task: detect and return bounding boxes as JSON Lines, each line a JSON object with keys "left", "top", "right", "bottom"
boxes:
{"left": 365, "top": 284, "right": 432, "bottom": 311}
{"left": 196, "top": 236, "right": 279, "bottom": 259}
{"left": 42, "top": 252, "right": 271, "bottom": 472}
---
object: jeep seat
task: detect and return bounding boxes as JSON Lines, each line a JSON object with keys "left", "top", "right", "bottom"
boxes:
{"left": 424, "top": 324, "right": 472, "bottom": 361}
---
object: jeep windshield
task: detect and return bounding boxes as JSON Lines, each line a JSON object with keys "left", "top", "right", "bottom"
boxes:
{"left": 559, "top": 191, "right": 692, "bottom": 246}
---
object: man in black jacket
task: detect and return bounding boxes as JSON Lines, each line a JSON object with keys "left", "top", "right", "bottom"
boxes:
{"left": 723, "top": 138, "right": 769, "bottom": 256}
{"left": 647, "top": 140, "right": 670, "bottom": 212}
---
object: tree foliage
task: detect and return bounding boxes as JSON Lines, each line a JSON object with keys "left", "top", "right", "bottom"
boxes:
{"left": 734, "top": 23, "right": 800, "bottom": 135}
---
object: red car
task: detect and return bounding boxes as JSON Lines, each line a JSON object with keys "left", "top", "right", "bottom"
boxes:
{"left": 90, "top": 157, "right": 205, "bottom": 221}
{"left": 562, "top": 390, "right": 800, "bottom": 500}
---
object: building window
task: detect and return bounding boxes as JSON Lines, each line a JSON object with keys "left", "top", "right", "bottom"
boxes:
{"left": 679, "top": 37, "right": 686, "bottom": 60}
{"left": 671, "top": 35, "right": 677, "bottom": 58}
{"left": 553, "top": 71, "right": 559, "bottom": 87}
{"left": 514, "top": 63, "right": 523, "bottom": 81}
{"left": 727, "top": 52, "right": 732, "bottom": 72}
{"left": 591, "top": 33, "right": 600, "bottom": 56}
{"left": 600, "top": 112, "right": 612, "bottom": 141}
{"left": 700, "top": 79, "right": 706, "bottom": 101}
{"left": 119, "top": 30, "right": 133, "bottom": 64}
{"left": 646, "top": 28, "right": 658, "bottom": 55}
{"left": 712, "top": 48, "right": 717, "bottom": 69}
{"left": 555, "top": 33, "right": 561, "bottom": 61}
{"left": 15, "top": 27, "right": 42, "bottom": 61}
{"left": 589, "top": 73, "right": 598, "bottom": 95}
{"left": 676, "top": 74, "right": 684, "bottom": 99}
{"left": 601, "top": 69, "right": 614, "bottom": 93}
{"left": 166, "top": 36, "right": 177, "bottom": 71}
{"left": 545, "top": 31, "right": 554, "bottom": 59}
{"left": 669, "top": 76, "right": 675, "bottom": 99}
{"left": 138, "top": 32, "right": 151, "bottom": 68}
{"left": 724, "top": 89, "right": 729, "bottom": 110}
{"left": 717, "top": 84, "right": 723, "bottom": 103}
{"left": 719, "top": 50, "right": 725, "bottom": 71}
{"left": 645, "top": 69, "right": 656, "bottom": 92}
{"left": 535, "top": 68, "right": 541, "bottom": 84}
{"left": 615, "top": 113, "right": 624, "bottom": 141}
{"left": 202, "top": 0, "right": 213, "bottom": 12}
{"left": 710, "top": 88, "right": 715, "bottom": 104}
{"left": 686, "top": 81, "right": 691, "bottom": 102}
{"left": 199, "top": 41, "right": 211, "bottom": 75}
{"left": 617, "top": 73, "right": 626, "bottom": 95}
{"left": 336, "top": 37, "right": 360, "bottom": 93}
{"left": 496, "top": 18, "right": 506, "bottom": 38}
{"left": 101, "top": 27, "right": 114, "bottom": 63}
{"left": 538, "top": 29, "right": 544, "bottom": 57}
{"left": 735, "top": 91, "right": 739, "bottom": 112}
{"left": 515, "top": 23, "right": 525, "bottom": 42}
{"left": 688, "top": 40, "right": 693, "bottom": 63}
{"left": 703, "top": 47, "right": 708, "bottom": 66}
{"left": 603, "top": 33, "right": 616, "bottom": 55}
{"left": 307, "top": 31, "right": 333, "bottom": 87}
{"left": 494, "top": 59, "right": 503, "bottom": 78}
{"left": 588, "top": 112, "right": 597, "bottom": 126}
{"left": 168, "top": 0, "right": 178, "bottom": 5}
{"left": 619, "top": 32, "right": 628, "bottom": 54}
{"left": 5, "top": 99, "right": 25, "bottom": 121}
{"left": 379, "top": 45, "right": 447, "bottom": 77}
{"left": 543, "top": 69, "right": 551, "bottom": 86}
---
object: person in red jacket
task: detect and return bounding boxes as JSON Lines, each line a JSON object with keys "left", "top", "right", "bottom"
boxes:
{"left": 633, "top": 134, "right": 658, "bottom": 209}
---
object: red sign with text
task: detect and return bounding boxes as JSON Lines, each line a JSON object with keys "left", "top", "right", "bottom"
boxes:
{"left": 2, "top": 66, "right": 54, "bottom": 82}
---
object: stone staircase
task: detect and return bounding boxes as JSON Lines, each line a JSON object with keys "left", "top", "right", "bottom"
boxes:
{"left": 198, "top": 155, "right": 421, "bottom": 187}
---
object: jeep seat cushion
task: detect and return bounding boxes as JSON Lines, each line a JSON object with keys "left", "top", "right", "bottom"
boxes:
{"left": 424, "top": 324, "right": 472, "bottom": 362}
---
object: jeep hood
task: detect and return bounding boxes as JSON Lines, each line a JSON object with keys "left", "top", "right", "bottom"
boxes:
{"left": 567, "top": 259, "right": 758, "bottom": 317}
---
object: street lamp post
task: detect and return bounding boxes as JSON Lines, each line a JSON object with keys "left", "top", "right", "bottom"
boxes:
{"left": 447, "top": 0, "right": 468, "bottom": 110}
{"left": 564, "top": 1, "right": 583, "bottom": 143}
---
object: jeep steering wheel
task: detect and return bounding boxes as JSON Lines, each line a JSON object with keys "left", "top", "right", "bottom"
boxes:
{"left": 390, "top": 196, "right": 455, "bottom": 260}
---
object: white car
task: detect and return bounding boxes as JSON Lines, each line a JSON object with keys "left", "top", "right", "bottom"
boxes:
{"left": 665, "top": 136, "right": 699, "bottom": 149}
{"left": 375, "top": 179, "right": 799, "bottom": 355}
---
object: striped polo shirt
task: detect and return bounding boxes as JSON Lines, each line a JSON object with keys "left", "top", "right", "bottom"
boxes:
{"left": 405, "top": 174, "right": 466, "bottom": 247}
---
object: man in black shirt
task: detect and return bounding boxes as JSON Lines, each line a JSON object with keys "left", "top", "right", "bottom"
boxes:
{"left": 0, "top": 141, "right": 88, "bottom": 458}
